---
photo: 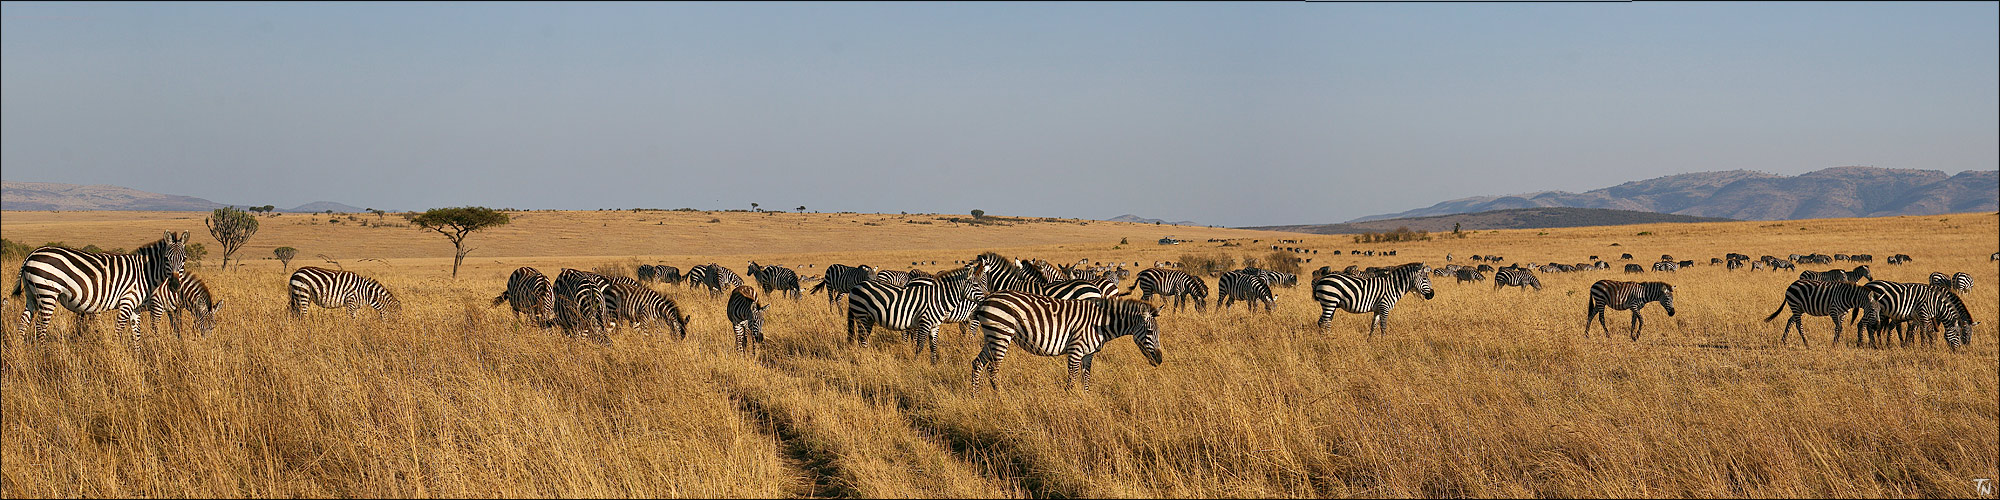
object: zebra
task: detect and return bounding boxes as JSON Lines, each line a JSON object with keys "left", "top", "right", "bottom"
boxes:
{"left": 1311, "top": 263, "right": 1434, "bottom": 336}
{"left": 846, "top": 266, "right": 986, "bottom": 363}
{"left": 289, "top": 266, "right": 401, "bottom": 320}
{"left": 1725, "top": 259, "right": 1745, "bottom": 271}
{"left": 1454, "top": 268, "right": 1485, "bottom": 283}
{"left": 1583, "top": 280, "right": 1675, "bottom": 341}
{"left": 551, "top": 268, "right": 613, "bottom": 340}
{"left": 145, "top": 270, "right": 221, "bottom": 338}
{"left": 1493, "top": 268, "right": 1542, "bottom": 291}
{"left": 1249, "top": 268, "right": 1298, "bottom": 289}
{"left": 15, "top": 231, "right": 190, "bottom": 346}
{"left": 1860, "top": 281, "right": 1962, "bottom": 349}
{"left": 747, "top": 262, "right": 803, "bottom": 300}
{"left": 871, "top": 269, "right": 917, "bottom": 286}
{"left": 727, "top": 285, "right": 768, "bottom": 353}
{"left": 1216, "top": 269, "right": 1275, "bottom": 312}
{"left": 692, "top": 263, "right": 744, "bottom": 298}
{"left": 1040, "top": 278, "right": 1111, "bottom": 300}
{"left": 1651, "top": 261, "right": 1679, "bottom": 273}
{"left": 1133, "top": 268, "right": 1209, "bottom": 312}
{"left": 604, "top": 280, "right": 691, "bottom": 340}
{"left": 491, "top": 267, "right": 554, "bottom": 326}
{"left": 809, "top": 264, "right": 877, "bottom": 310}
{"left": 1929, "top": 272, "right": 1973, "bottom": 293}
{"left": 1762, "top": 279, "right": 1870, "bottom": 347}
{"left": 973, "top": 252, "right": 1050, "bottom": 294}
{"left": 636, "top": 264, "right": 659, "bottom": 283}
{"left": 682, "top": 264, "right": 709, "bottom": 290}
{"left": 654, "top": 265, "right": 683, "bottom": 285}
{"left": 968, "top": 292, "right": 1162, "bottom": 394}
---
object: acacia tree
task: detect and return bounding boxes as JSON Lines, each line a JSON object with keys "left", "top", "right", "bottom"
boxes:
{"left": 274, "top": 246, "right": 298, "bottom": 272}
{"left": 206, "top": 206, "right": 259, "bottom": 270}
{"left": 412, "top": 207, "right": 511, "bottom": 278}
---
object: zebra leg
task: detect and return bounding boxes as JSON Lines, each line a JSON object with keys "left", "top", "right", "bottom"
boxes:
{"left": 1079, "top": 353, "right": 1095, "bottom": 392}
{"left": 1317, "top": 304, "right": 1337, "bottom": 330}
{"left": 1795, "top": 314, "right": 1809, "bottom": 348}
{"left": 1629, "top": 310, "right": 1643, "bottom": 341}
{"left": 733, "top": 321, "right": 747, "bottom": 352}
{"left": 1065, "top": 350, "right": 1086, "bottom": 391}
{"left": 1584, "top": 305, "right": 1599, "bottom": 337}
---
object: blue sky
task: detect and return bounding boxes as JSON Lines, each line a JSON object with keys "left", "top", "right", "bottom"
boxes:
{"left": 3, "top": 2, "right": 1995, "bottom": 226}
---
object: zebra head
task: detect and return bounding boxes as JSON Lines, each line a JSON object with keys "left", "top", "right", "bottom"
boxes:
{"left": 141, "top": 231, "right": 192, "bottom": 288}
{"left": 1650, "top": 282, "right": 1676, "bottom": 317}
{"left": 1106, "top": 298, "right": 1162, "bottom": 366}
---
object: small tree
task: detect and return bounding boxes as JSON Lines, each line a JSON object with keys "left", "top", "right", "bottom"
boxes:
{"left": 185, "top": 243, "right": 208, "bottom": 268}
{"left": 796, "top": 205, "right": 806, "bottom": 213}
{"left": 751, "top": 202, "right": 760, "bottom": 212}
{"left": 274, "top": 246, "right": 298, "bottom": 272}
{"left": 970, "top": 209, "right": 986, "bottom": 219}
{"left": 207, "top": 206, "right": 259, "bottom": 270}
{"left": 412, "top": 206, "right": 511, "bottom": 278}
{"left": 368, "top": 208, "right": 386, "bottom": 220}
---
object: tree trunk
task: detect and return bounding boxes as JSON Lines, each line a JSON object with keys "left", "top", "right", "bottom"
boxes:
{"left": 452, "top": 244, "right": 467, "bottom": 278}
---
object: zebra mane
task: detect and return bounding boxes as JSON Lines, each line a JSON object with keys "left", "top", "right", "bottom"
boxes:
{"left": 1104, "top": 297, "right": 1158, "bottom": 319}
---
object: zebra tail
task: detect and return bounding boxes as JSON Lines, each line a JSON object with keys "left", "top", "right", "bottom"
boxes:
{"left": 1763, "top": 301, "right": 1785, "bottom": 322}
{"left": 9, "top": 277, "right": 18, "bottom": 297}
{"left": 809, "top": 281, "right": 825, "bottom": 295}
{"left": 491, "top": 294, "right": 507, "bottom": 307}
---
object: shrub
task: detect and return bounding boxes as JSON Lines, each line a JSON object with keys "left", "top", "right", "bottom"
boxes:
{"left": 1264, "top": 250, "right": 1303, "bottom": 274}
{"left": 1178, "top": 251, "right": 1235, "bottom": 276}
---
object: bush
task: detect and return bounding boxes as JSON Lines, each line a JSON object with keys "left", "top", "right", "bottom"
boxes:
{"left": 1263, "top": 250, "right": 1303, "bottom": 274}
{"left": 1178, "top": 251, "right": 1235, "bottom": 276}
{"left": 0, "top": 238, "right": 31, "bottom": 261}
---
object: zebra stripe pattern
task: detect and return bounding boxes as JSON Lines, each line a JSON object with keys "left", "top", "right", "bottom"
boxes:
{"left": 552, "top": 268, "right": 613, "bottom": 340}
{"left": 15, "top": 232, "right": 190, "bottom": 346}
{"left": 747, "top": 262, "right": 803, "bottom": 300}
{"left": 146, "top": 270, "right": 221, "bottom": 338}
{"left": 968, "top": 292, "right": 1162, "bottom": 394}
{"left": 846, "top": 266, "right": 985, "bottom": 363}
{"left": 1133, "top": 269, "right": 1208, "bottom": 313}
{"left": 1861, "top": 281, "right": 1965, "bottom": 349}
{"left": 871, "top": 269, "right": 917, "bottom": 286}
{"left": 1584, "top": 280, "right": 1675, "bottom": 341}
{"left": 1762, "top": 279, "right": 1869, "bottom": 347}
{"left": 727, "top": 286, "right": 768, "bottom": 353}
{"left": 289, "top": 266, "right": 401, "bottom": 320}
{"left": 491, "top": 267, "right": 555, "bottom": 326}
{"left": 1929, "top": 272, "right": 1974, "bottom": 293}
{"left": 1493, "top": 268, "right": 1542, "bottom": 291}
{"left": 1311, "top": 263, "right": 1434, "bottom": 336}
{"left": 693, "top": 263, "right": 744, "bottom": 298}
{"left": 1652, "top": 261, "right": 1679, "bottom": 273}
{"left": 1216, "top": 269, "right": 1275, "bottom": 312}
{"left": 605, "top": 280, "right": 692, "bottom": 340}
{"left": 810, "top": 264, "right": 878, "bottom": 310}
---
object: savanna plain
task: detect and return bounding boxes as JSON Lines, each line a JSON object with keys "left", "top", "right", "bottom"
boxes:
{"left": 1, "top": 209, "right": 1995, "bottom": 498}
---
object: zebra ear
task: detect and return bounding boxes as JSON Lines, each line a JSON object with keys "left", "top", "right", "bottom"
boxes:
{"left": 211, "top": 300, "right": 224, "bottom": 312}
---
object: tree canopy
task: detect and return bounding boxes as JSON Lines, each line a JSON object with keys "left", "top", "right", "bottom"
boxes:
{"left": 206, "top": 206, "right": 259, "bottom": 270}
{"left": 412, "top": 207, "right": 511, "bottom": 278}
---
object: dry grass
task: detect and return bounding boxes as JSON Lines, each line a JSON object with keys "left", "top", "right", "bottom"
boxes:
{"left": 2, "top": 210, "right": 1995, "bottom": 498}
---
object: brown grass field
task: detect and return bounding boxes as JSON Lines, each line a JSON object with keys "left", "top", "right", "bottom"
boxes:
{"left": 2, "top": 209, "right": 1995, "bottom": 498}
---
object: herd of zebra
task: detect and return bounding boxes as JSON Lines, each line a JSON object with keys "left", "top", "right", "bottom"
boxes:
{"left": 5, "top": 233, "right": 1991, "bottom": 391}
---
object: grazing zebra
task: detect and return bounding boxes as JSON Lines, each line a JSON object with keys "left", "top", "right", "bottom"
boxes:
{"left": 1133, "top": 268, "right": 1209, "bottom": 312}
{"left": 1493, "top": 268, "right": 1542, "bottom": 291}
{"left": 146, "top": 270, "right": 221, "bottom": 338}
{"left": 846, "top": 266, "right": 985, "bottom": 363}
{"left": 652, "top": 265, "right": 683, "bottom": 285}
{"left": 605, "top": 280, "right": 691, "bottom": 340}
{"left": 973, "top": 252, "right": 1103, "bottom": 298}
{"left": 1454, "top": 268, "right": 1485, "bottom": 283}
{"left": 1726, "top": 259, "right": 1745, "bottom": 271}
{"left": 1929, "top": 272, "right": 1974, "bottom": 293}
{"left": 1860, "top": 281, "right": 1962, "bottom": 349}
{"left": 968, "top": 292, "right": 1162, "bottom": 394}
{"left": 727, "top": 286, "right": 768, "bottom": 353}
{"left": 871, "top": 269, "right": 917, "bottom": 286}
{"left": 1216, "top": 269, "right": 1275, "bottom": 312}
{"left": 1624, "top": 264, "right": 1645, "bottom": 273}
{"left": 636, "top": 264, "right": 659, "bottom": 283}
{"left": 1040, "top": 278, "right": 1111, "bottom": 300}
{"left": 693, "top": 263, "right": 744, "bottom": 298}
{"left": 1024, "top": 259, "right": 1065, "bottom": 284}
{"left": 1763, "top": 279, "right": 1870, "bottom": 347}
{"left": 1583, "top": 280, "right": 1675, "bottom": 341}
{"left": 683, "top": 264, "right": 709, "bottom": 289}
{"left": 1652, "top": 261, "right": 1679, "bottom": 273}
{"left": 491, "top": 267, "right": 555, "bottom": 326}
{"left": 1311, "top": 263, "right": 1434, "bottom": 336}
{"left": 1250, "top": 269, "right": 1298, "bottom": 289}
{"left": 289, "top": 266, "right": 401, "bottom": 320}
{"left": 552, "top": 268, "right": 613, "bottom": 340}
{"left": 15, "top": 232, "right": 190, "bottom": 346}
{"left": 809, "top": 264, "right": 877, "bottom": 310}
{"left": 747, "top": 262, "right": 803, "bottom": 300}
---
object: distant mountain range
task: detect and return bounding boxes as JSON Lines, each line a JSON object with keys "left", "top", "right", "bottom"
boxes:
{"left": 1, "top": 181, "right": 371, "bottom": 213}
{"left": 1106, "top": 214, "right": 1200, "bottom": 226}
{"left": 1348, "top": 167, "right": 1997, "bottom": 222}
{"left": 1246, "top": 207, "right": 1736, "bottom": 235}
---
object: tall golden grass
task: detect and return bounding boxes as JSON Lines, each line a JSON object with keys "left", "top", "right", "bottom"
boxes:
{"left": 2, "top": 210, "right": 1994, "bottom": 497}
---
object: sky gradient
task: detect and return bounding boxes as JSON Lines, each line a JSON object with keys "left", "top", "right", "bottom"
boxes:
{"left": 4, "top": 2, "right": 1995, "bottom": 227}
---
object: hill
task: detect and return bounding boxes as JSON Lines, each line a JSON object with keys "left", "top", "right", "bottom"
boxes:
{"left": 1351, "top": 167, "right": 1998, "bottom": 222}
{"left": 1246, "top": 207, "right": 1735, "bottom": 235}
{"left": 0, "top": 181, "right": 373, "bottom": 213}
{"left": 284, "top": 201, "right": 369, "bottom": 213}
{"left": 1105, "top": 214, "right": 1200, "bottom": 226}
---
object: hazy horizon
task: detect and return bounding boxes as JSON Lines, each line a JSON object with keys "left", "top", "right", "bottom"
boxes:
{"left": 5, "top": 2, "right": 1996, "bottom": 227}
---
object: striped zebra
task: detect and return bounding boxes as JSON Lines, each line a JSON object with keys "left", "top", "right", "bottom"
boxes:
{"left": 1929, "top": 272, "right": 1974, "bottom": 293}
{"left": 846, "top": 265, "right": 985, "bottom": 363}
{"left": 1493, "top": 268, "right": 1542, "bottom": 291}
{"left": 654, "top": 265, "right": 683, "bottom": 285}
{"left": 15, "top": 232, "right": 190, "bottom": 346}
{"left": 1311, "top": 263, "right": 1434, "bottom": 336}
{"left": 968, "top": 292, "right": 1162, "bottom": 394}
{"left": 145, "top": 270, "right": 221, "bottom": 338}
{"left": 727, "top": 286, "right": 768, "bottom": 353}
{"left": 871, "top": 269, "right": 917, "bottom": 286}
{"left": 973, "top": 253, "right": 1052, "bottom": 293}
{"left": 683, "top": 264, "right": 709, "bottom": 289}
{"left": 809, "top": 264, "right": 878, "bottom": 310}
{"left": 1861, "top": 280, "right": 1965, "bottom": 349}
{"left": 1040, "top": 278, "right": 1111, "bottom": 300}
{"left": 1454, "top": 268, "right": 1485, "bottom": 283}
{"left": 692, "top": 263, "right": 744, "bottom": 298}
{"left": 931, "top": 265, "right": 988, "bottom": 339}
{"left": 747, "top": 262, "right": 803, "bottom": 300}
{"left": 1216, "top": 269, "right": 1275, "bottom": 312}
{"left": 1651, "top": 261, "right": 1679, "bottom": 273}
{"left": 289, "top": 266, "right": 401, "bottom": 320}
{"left": 552, "top": 268, "right": 613, "bottom": 340}
{"left": 1762, "top": 279, "right": 1870, "bottom": 347}
{"left": 1583, "top": 280, "right": 1675, "bottom": 341}
{"left": 605, "top": 280, "right": 692, "bottom": 340}
{"left": 1133, "top": 268, "right": 1209, "bottom": 312}
{"left": 491, "top": 267, "right": 554, "bottom": 326}
{"left": 1250, "top": 268, "right": 1298, "bottom": 289}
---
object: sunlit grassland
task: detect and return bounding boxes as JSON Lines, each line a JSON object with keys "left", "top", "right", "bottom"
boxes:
{"left": 2, "top": 210, "right": 1995, "bottom": 497}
